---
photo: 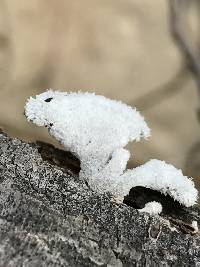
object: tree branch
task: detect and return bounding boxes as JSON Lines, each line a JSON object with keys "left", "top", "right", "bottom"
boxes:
{"left": 0, "top": 132, "right": 200, "bottom": 266}
{"left": 169, "top": 0, "right": 200, "bottom": 94}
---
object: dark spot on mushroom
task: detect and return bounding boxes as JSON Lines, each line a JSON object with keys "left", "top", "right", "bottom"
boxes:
{"left": 45, "top": 97, "right": 53, "bottom": 102}
{"left": 86, "top": 140, "right": 92, "bottom": 146}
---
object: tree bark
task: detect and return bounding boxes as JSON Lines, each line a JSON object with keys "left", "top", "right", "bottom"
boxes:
{"left": 0, "top": 131, "right": 199, "bottom": 267}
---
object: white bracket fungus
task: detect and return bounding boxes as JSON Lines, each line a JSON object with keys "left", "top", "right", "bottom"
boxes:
{"left": 25, "top": 90, "right": 198, "bottom": 214}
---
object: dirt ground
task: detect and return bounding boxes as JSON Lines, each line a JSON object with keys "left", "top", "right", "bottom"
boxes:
{"left": 0, "top": 0, "right": 200, "bottom": 191}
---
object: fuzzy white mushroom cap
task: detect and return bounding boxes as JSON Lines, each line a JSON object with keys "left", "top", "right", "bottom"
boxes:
{"left": 25, "top": 90, "right": 150, "bottom": 158}
{"left": 116, "top": 159, "right": 198, "bottom": 207}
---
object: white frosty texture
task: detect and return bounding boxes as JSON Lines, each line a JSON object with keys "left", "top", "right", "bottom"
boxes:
{"left": 138, "top": 201, "right": 162, "bottom": 215}
{"left": 86, "top": 148, "right": 131, "bottom": 193}
{"left": 25, "top": 90, "right": 198, "bottom": 210}
{"left": 114, "top": 159, "right": 198, "bottom": 207}
{"left": 25, "top": 90, "right": 150, "bottom": 179}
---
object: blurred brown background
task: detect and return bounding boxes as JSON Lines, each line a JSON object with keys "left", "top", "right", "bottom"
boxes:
{"left": 0, "top": 0, "right": 200, "bottom": 191}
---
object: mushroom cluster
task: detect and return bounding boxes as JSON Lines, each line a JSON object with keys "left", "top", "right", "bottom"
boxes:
{"left": 25, "top": 90, "right": 198, "bottom": 214}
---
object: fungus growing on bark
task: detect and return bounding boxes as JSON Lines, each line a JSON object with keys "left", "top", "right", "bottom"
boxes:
{"left": 25, "top": 90, "right": 198, "bottom": 214}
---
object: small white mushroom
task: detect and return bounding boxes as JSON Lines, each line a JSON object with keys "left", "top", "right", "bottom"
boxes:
{"left": 138, "top": 201, "right": 163, "bottom": 215}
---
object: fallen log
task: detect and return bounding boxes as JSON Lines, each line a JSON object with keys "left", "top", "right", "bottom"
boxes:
{"left": 0, "top": 131, "right": 199, "bottom": 266}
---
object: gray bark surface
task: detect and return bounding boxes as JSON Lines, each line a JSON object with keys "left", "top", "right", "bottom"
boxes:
{"left": 0, "top": 132, "right": 199, "bottom": 267}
